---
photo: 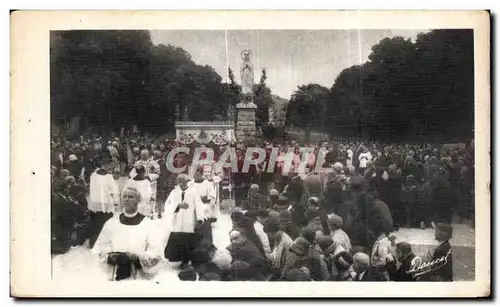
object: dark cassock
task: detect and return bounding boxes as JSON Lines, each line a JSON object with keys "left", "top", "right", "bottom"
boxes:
{"left": 163, "top": 174, "right": 206, "bottom": 269}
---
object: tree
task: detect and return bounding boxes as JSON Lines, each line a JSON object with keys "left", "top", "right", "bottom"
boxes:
{"left": 287, "top": 83, "right": 330, "bottom": 143}
{"left": 223, "top": 67, "right": 242, "bottom": 117}
{"left": 253, "top": 68, "right": 273, "bottom": 130}
{"left": 51, "top": 31, "right": 235, "bottom": 137}
{"left": 51, "top": 30, "right": 153, "bottom": 136}
{"left": 326, "top": 29, "right": 474, "bottom": 143}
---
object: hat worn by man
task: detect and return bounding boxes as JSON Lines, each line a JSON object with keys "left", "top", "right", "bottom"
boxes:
{"left": 317, "top": 235, "right": 334, "bottom": 251}
{"left": 435, "top": 223, "right": 453, "bottom": 240}
{"left": 334, "top": 251, "right": 354, "bottom": 270}
{"left": 327, "top": 213, "right": 344, "bottom": 229}
{"left": 289, "top": 237, "right": 311, "bottom": 256}
{"left": 300, "top": 227, "right": 317, "bottom": 244}
{"left": 349, "top": 175, "right": 367, "bottom": 192}
{"left": 264, "top": 220, "right": 281, "bottom": 233}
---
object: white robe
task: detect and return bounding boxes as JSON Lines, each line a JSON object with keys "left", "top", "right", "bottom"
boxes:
{"left": 129, "top": 159, "right": 160, "bottom": 199}
{"left": 358, "top": 152, "right": 373, "bottom": 168}
{"left": 346, "top": 149, "right": 353, "bottom": 167}
{"left": 163, "top": 186, "right": 205, "bottom": 233}
{"left": 92, "top": 215, "right": 164, "bottom": 279}
{"left": 89, "top": 170, "right": 119, "bottom": 213}
{"left": 125, "top": 178, "right": 153, "bottom": 217}
{"left": 211, "top": 175, "right": 222, "bottom": 220}
{"left": 190, "top": 180, "right": 216, "bottom": 219}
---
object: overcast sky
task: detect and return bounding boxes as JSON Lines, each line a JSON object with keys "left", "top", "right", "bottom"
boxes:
{"left": 150, "top": 29, "right": 428, "bottom": 99}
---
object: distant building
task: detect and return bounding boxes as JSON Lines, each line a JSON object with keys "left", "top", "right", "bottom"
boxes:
{"left": 268, "top": 95, "right": 288, "bottom": 127}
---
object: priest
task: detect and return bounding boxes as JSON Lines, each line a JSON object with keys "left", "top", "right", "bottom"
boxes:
{"left": 163, "top": 174, "right": 206, "bottom": 269}
{"left": 92, "top": 186, "right": 163, "bottom": 281}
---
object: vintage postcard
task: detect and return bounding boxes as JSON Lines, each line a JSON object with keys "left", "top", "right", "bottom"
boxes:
{"left": 10, "top": 10, "right": 490, "bottom": 297}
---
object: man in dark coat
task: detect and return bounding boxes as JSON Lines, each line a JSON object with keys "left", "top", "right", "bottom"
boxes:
{"left": 419, "top": 223, "right": 453, "bottom": 281}
{"left": 227, "top": 228, "right": 268, "bottom": 277}
{"left": 352, "top": 252, "right": 387, "bottom": 281}
{"left": 302, "top": 171, "right": 324, "bottom": 204}
{"left": 389, "top": 242, "right": 418, "bottom": 281}
{"left": 51, "top": 180, "right": 87, "bottom": 254}
{"left": 345, "top": 176, "right": 393, "bottom": 252}
{"left": 244, "top": 184, "right": 267, "bottom": 210}
{"left": 283, "top": 174, "right": 303, "bottom": 208}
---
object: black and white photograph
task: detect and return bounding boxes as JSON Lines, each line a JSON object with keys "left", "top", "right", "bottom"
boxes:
{"left": 11, "top": 10, "right": 490, "bottom": 297}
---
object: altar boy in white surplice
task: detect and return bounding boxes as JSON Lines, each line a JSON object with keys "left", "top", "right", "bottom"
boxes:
{"left": 190, "top": 169, "right": 216, "bottom": 215}
{"left": 163, "top": 174, "right": 206, "bottom": 270}
{"left": 189, "top": 170, "right": 216, "bottom": 243}
{"left": 92, "top": 187, "right": 163, "bottom": 281}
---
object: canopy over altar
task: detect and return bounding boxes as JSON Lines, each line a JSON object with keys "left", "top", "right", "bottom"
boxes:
{"left": 174, "top": 121, "right": 236, "bottom": 145}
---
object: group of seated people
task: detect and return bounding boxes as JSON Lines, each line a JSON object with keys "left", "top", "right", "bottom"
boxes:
{"left": 177, "top": 200, "right": 453, "bottom": 282}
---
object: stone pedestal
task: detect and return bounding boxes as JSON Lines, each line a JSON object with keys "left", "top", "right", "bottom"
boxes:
{"left": 236, "top": 100, "right": 258, "bottom": 141}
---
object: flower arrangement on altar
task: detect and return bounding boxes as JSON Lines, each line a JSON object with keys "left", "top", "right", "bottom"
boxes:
{"left": 212, "top": 131, "right": 228, "bottom": 145}
{"left": 179, "top": 132, "right": 195, "bottom": 144}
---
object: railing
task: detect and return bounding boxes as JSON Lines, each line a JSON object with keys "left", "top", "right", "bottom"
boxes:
{"left": 175, "top": 121, "right": 235, "bottom": 127}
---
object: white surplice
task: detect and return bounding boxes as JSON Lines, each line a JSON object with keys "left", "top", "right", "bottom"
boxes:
{"left": 92, "top": 214, "right": 164, "bottom": 278}
{"left": 211, "top": 174, "right": 222, "bottom": 220}
{"left": 89, "top": 170, "right": 119, "bottom": 213}
{"left": 190, "top": 179, "right": 216, "bottom": 218}
{"left": 163, "top": 185, "right": 205, "bottom": 233}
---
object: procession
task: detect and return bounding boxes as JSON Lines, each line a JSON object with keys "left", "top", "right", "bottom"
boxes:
{"left": 50, "top": 29, "right": 475, "bottom": 283}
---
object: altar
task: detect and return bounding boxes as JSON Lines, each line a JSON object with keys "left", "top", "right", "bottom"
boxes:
{"left": 174, "top": 121, "right": 236, "bottom": 145}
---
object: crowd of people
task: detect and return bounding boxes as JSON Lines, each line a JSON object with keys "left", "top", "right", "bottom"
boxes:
{"left": 51, "top": 133, "right": 474, "bottom": 282}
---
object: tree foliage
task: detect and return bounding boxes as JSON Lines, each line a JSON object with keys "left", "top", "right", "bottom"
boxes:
{"left": 253, "top": 68, "right": 273, "bottom": 129}
{"left": 286, "top": 29, "right": 474, "bottom": 143}
{"left": 51, "top": 30, "right": 233, "bottom": 136}
{"left": 52, "top": 30, "right": 474, "bottom": 143}
{"left": 286, "top": 83, "right": 331, "bottom": 142}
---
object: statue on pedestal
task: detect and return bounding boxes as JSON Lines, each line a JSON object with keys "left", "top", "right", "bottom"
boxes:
{"left": 237, "top": 49, "right": 257, "bottom": 109}
{"left": 240, "top": 49, "right": 254, "bottom": 94}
